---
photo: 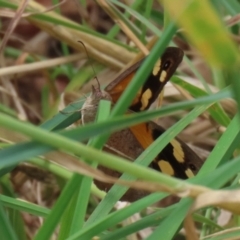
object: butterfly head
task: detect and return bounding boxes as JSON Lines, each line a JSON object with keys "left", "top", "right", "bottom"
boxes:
{"left": 90, "top": 85, "right": 112, "bottom": 102}
{"left": 82, "top": 85, "right": 112, "bottom": 124}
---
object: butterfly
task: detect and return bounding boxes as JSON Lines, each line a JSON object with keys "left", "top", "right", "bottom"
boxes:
{"left": 82, "top": 47, "right": 204, "bottom": 202}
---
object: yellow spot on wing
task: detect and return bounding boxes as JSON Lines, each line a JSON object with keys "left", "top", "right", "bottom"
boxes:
{"left": 158, "top": 160, "right": 174, "bottom": 176}
{"left": 159, "top": 70, "right": 167, "bottom": 82}
{"left": 170, "top": 139, "right": 184, "bottom": 163}
{"left": 152, "top": 59, "right": 161, "bottom": 76}
{"left": 140, "top": 89, "right": 152, "bottom": 111}
{"left": 185, "top": 168, "right": 194, "bottom": 178}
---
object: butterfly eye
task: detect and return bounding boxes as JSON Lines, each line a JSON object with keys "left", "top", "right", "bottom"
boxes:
{"left": 189, "top": 163, "right": 197, "bottom": 171}
{"left": 163, "top": 60, "right": 171, "bottom": 70}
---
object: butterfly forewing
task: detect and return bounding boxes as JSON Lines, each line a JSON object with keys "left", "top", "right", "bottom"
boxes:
{"left": 106, "top": 47, "right": 184, "bottom": 112}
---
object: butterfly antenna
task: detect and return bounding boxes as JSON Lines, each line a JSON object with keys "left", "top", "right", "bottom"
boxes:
{"left": 77, "top": 40, "right": 101, "bottom": 90}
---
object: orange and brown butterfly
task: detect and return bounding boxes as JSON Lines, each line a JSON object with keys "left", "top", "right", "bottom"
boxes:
{"left": 82, "top": 47, "right": 204, "bottom": 202}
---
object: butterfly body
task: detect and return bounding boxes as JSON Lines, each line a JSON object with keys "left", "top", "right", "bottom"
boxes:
{"left": 82, "top": 47, "right": 204, "bottom": 202}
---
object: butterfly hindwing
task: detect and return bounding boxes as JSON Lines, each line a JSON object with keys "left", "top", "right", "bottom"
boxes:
{"left": 129, "top": 121, "right": 203, "bottom": 178}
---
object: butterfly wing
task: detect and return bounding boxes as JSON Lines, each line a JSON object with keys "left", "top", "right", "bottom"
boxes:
{"left": 106, "top": 47, "right": 184, "bottom": 111}
{"left": 105, "top": 47, "right": 203, "bottom": 178}
{"left": 130, "top": 122, "right": 203, "bottom": 178}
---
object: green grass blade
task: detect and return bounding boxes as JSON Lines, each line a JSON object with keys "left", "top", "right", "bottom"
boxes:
{"left": 0, "top": 195, "right": 50, "bottom": 217}
{"left": 0, "top": 88, "right": 232, "bottom": 172}
{"left": 67, "top": 100, "right": 111, "bottom": 236}
{"left": 0, "top": 202, "right": 18, "bottom": 240}
{"left": 109, "top": 0, "right": 162, "bottom": 37}
{"left": 172, "top": 76, "right": 231, "bottom": 126}
{"left": 199, "top": 114, "right": 240, "bottom": 173}
{"left": 145, "top": 113, "right": 240, "bottom": 239}
{"left": 80, "top": 154, "right": 240, "bottom": 239}
{"left": 34, "top": 174, "right": 83, "bottom": 240}
{"left": 67, "top": 193, "right": 168, "bottom": 240}
{"left": 0, "top": 177, "right": 27, "bottom": 240}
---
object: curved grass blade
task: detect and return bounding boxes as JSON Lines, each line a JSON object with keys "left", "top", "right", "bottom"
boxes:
{"left": 0, "top": 88, "right": 232, "bottom": 172}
